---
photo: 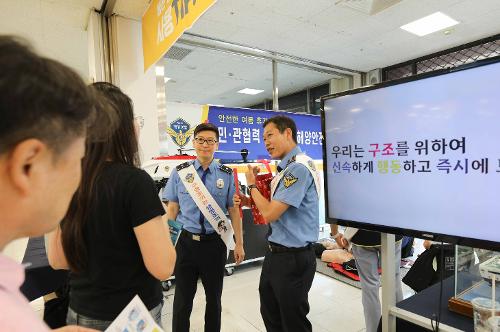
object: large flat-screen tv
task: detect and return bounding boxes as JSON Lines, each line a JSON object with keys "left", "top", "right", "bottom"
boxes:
{"left": 321, "top": 57, "right": 500, "bottom": 251}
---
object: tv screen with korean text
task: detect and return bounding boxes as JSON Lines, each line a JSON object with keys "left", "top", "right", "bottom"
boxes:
{"left": 321, "top": 57, "right": 500, "bottom": 250}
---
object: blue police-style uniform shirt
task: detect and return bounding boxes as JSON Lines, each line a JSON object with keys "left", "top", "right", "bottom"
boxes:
{"left": 163, "top": 159, "right": 236, "bottom": 234}
{"left": 269, "top": 146, "right": 319, "bottom": 247}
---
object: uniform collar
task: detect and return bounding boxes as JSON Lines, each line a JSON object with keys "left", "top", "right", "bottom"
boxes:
{"left": 278, "top": 146, "right": 301, "bottom": 170}
{"left": 193, "top": 158, "right": 216, "bottom": 173}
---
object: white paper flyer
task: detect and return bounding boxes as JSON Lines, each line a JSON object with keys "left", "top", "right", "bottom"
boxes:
{"left": 105, "top": 295, "right": 164, "bottom": 332}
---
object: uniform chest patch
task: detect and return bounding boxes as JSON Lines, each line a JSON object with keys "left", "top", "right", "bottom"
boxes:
{"left": 216, "top": 178, "right": 224, "bottom": 189}
{"left": 283, "top": 172, "right": 298, "bottom": 188}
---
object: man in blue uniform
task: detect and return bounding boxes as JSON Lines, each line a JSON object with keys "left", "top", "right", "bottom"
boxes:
{"left": 163, "top": 122, "right": 244, "bottom": 332}
{"left": 241, "top": 115, "right": 320, "bottom": 332}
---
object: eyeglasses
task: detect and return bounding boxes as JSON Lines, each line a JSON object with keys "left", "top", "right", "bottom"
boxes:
{"left": 134, "top": 116, "right": 144, "bottom": 129}
{"left": 194, "top": 137, "right": 218, "bottom": 145}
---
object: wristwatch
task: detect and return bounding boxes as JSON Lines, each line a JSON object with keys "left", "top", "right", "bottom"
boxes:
{"left": 247, "top": 184, "right": 258, "bottom": 194}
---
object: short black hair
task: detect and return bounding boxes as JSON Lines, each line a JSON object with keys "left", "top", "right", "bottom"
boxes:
{"left": 263, "top": 115, "right": 297, "bottom": 143}
{"left": 0, "top": 36, "right": 95, "bottom": 156}
{"left": 194, "top": 122, "right": 219, "bottom": 141}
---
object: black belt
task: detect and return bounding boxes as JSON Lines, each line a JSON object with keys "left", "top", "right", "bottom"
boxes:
{"left": 268, "top": 242, "right": 312, "bottom": 253}
{"left": 181, "top": 229, "right": 218, "bottom": 242}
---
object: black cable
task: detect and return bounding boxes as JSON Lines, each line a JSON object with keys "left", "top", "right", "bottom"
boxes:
{"left": 430, "top": 242, "right": 445, "bottom": 331}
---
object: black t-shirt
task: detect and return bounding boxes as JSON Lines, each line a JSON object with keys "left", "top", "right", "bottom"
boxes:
{"left": 351, "top": 229, "right": 403, "bottom": 247}
{"left": 69, "top": 162, "right": 165, "bottom": 320}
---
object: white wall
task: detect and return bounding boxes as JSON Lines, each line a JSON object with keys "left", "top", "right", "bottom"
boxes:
{"left": 0, "top": 0, "right": 94, "bottom": 79}
{"left": 114, "top": 16, "right": 160, "bottom": 162}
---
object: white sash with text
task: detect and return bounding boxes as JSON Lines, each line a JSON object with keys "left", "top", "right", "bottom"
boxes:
{"left": 178, "top": 165, "right": 235, "bottom": 250}
{"left": 270, "top": 153, "right": 321, "bottom": 198}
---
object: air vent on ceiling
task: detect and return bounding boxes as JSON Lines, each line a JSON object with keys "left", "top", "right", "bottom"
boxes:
{"left": 336, "top": 0, "right": 401, "bottom": 15}
{"left": 164, "top": 46, "right": 192, "bottom": 61}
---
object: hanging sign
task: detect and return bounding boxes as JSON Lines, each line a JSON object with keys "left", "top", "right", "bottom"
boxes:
{"left": 142, "top": 0, "right": 217, "bottom": 71}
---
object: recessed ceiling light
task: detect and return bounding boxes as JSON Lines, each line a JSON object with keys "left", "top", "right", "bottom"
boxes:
{"left": 155, "top": 66, "right": 164, "bottom": 76}
{"left": 444, "top": 28, "right": 454, "bottom": 35}
{"left": 237, "top": 88, "right": 264, "bottom": 95}
{"left": 400, "top": 12, "right": 459, "bottom": 37}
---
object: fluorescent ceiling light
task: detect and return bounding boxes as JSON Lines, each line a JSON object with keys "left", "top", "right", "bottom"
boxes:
{"left": 164, "top": 77, "right": 171, "bottom": 83}
{"left": 400, "top": 12, "right": 459, "bottom": 37}
{"left": 237, "top": 88, "right": 264, "bottom": 95}
{"left": 155, "top": 66, "right": 165, "bottom": 76}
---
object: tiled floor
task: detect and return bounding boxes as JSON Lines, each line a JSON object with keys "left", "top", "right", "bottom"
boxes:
{"left": 27, "top": 236, "right": 423, "bottom": 331}
{"left": 159, "top": 260, "right": 368, "bottom": 332}
{"left": 29, "top": 260, "right": 369, "bottom": 331}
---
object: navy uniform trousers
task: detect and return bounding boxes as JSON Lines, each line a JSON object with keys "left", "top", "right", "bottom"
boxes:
{"left": 172, "top": 231, "right": 227, "bottom": 332}
{"left": 259, "top": 245, "right": 316, "bottom": 332}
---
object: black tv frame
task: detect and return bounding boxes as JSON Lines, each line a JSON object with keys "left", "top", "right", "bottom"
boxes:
{"left": 320, "top": 56, "right": 500, "bottom": 251}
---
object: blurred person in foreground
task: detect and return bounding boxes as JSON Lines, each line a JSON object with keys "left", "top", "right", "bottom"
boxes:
{"left": 0, "top": 35, "right": 98, "bottom": 332}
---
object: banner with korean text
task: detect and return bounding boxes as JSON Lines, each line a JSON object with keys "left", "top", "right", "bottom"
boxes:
{"left": 207, "top": 106, "right": 323, "bottom": 161}
{"left": 142, "top": 0, "right": 217, "bottom": 71}
{"left": 207, "top": 106, "right": 325, "bottom": 225}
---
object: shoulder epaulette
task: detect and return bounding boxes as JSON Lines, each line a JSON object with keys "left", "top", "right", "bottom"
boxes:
{"left": 176, "top": 162, "right": 192, "bottom": 171}
{"left": 219, "top": 164, "right": 233, "bottom": 174}
{"left": 285, "top": 155, "right": 297, "bottom": 167}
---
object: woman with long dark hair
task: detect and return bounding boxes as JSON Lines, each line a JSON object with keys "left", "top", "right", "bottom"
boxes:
{"left": 48, "top": 82, "right": 176, "bottom": 330}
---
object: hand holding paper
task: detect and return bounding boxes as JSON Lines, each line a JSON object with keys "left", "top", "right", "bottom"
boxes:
{"left": 167, "top": 219, "right": 182, "bottom": 246}
{"left": 105, "top": 295, "right": 164, "bottom": 332}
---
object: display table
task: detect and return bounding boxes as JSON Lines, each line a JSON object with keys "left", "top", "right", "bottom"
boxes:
{"left": 378, "top": 276, "right": 473, "bottom": 331}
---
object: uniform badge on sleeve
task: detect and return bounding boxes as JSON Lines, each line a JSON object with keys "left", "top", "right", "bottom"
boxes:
{"left": 185, "top": 173, "right": 194, "bottom": 183}
{"left": 216, "top": 178, "right": 224, "bottom": 189}
{"left": 283, "top": 172, "right": 298, "bottom": 188}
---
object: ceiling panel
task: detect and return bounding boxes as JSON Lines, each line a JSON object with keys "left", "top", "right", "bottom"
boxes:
{"left": 161, "top": 46, "right": 337, "bottom": 107}
{"left": 186, "top": 0, "right": 500, "bottom": 72}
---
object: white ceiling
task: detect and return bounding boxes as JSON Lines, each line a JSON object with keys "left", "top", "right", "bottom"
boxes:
{"left": 157, "top": 47, "right": 337, "bottom": 107}
{"left": 182, "top": 0, "right": 500, "bottom": 71}
{"left": 3, "top": 0, "right": 498, "bottom": 107}
{"left": 114, "top": 0, "right": 500, "bottom": 108}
